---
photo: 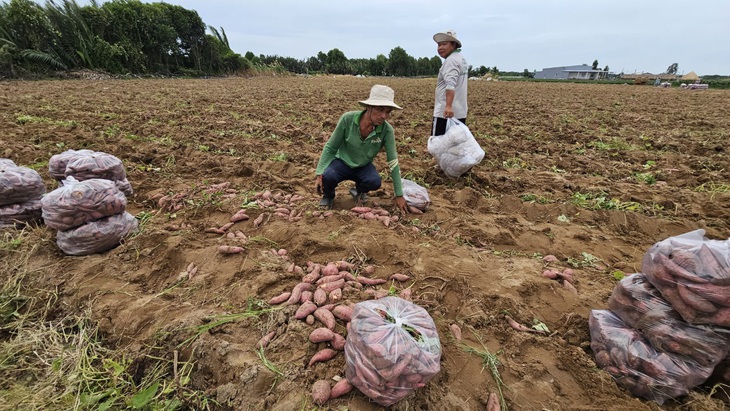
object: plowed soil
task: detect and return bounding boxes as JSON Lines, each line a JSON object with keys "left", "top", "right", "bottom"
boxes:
{"left": 2, "top": 76, "right": 729, "bottom": 410}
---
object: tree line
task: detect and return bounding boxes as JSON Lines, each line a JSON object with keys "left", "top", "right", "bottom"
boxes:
{"left": 1, "top": 0, "right": 517, "bottom": 79}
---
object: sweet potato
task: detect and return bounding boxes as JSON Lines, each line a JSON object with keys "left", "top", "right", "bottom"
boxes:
{"left": 268, "top": 291, "right": 291, "bottom": 305}
{"left": 329, "top": 378, "right": 353, "bottom": 399}
{"left": 329, "top": 288, "right": 343, "bottom": 303}
{"left": 308, "top": 348, "right": 338, "bottom": 367}
{"left": 218, "top": 245, "right": 244, "bottom": 254}
{"left": 311, "top": 380, "right": 331, "bottom": 405}
{"left": 332, "top": 305, "right": 353, "bottom": 322}
{"left": 322, "top": 262, "right": 339, "bottom": 276}
{"left": 450, "top": 323, "right": 462, "bottom": 341}
{"left": 389, "top": 273, "right": 411, "bottom": 282}
{"left": 286, "top": 282, "right": 313, "bottom": 305}
{"left": 295, "top": 301, "right": 318, "bottom": 320}
{"left": 256, "top": 331, "right": 276, "bottom": 349}
{"left": 408, "top": 205, "right": 423, "bottom": 214}
{"left": 318, "top": 279, "right": 345, "bottom": 293}
{"left": 357, "top": 276, "right": 387, "bottom": 286}
{"left": 505, "top": 315, "right": 544, "bottom": 334}
{"left": 253, "top": 213, "right": 266, "bottom": 227}
{"left": 309, "top": 327, "right": 335, "bottom": 343}
{"left": 676, "top": 283, "right": 718, "bottom": 313}
{"left": 487, "top": 393, "right": 501, "bottom": 411}
{"left": 314, "top": 307, "right": 337, "bottom": 330}
{"left": 229, "top": 209, "right": 249, "bottom": 222}
{"left": 300, "top": 290, "right": 313, "bottom": 303}
{"left": 313, "top": 288, "right": 328, "bottom": 306}
{"left": 219, "top": 222, "right": 234, "bottom": 232}
{"left": 542, "top": 269, "right": 559, "bottom": 279}
{"left": 542, "top": 254, "right": 559, "bottom": 263}
{"left": 331, "top": 333, "right": 346, "bottom": 350}
{"left": 316, "top": 273, "right": 345, "bottom": 285}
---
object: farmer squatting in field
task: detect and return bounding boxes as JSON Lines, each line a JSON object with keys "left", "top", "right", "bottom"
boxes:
{"left": 432, "top": 29, "right": 468, "bottom": 136}
{"left": 314, "top": 84, "right": 410, "bottom": 214}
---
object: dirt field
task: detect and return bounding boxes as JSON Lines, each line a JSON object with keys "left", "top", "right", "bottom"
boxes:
{"left": 1, "top": 76, "right": 729, "bottom": 410}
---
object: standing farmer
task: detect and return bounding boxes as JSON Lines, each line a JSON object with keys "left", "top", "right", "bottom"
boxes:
{"left": 432, "top": 29, "right": 468, "bottom": 136}
{"left": 314, "top": 85, "right": 409, "bottom": 214}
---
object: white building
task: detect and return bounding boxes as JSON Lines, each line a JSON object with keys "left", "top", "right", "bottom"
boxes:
{"left": 534, "top": 64, "right": 607, "bottom": 80}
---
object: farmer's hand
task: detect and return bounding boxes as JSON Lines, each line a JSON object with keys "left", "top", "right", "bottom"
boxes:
{"left": 314, "top": 175, "right": 323, "bottom": 195}
{"left": 394, "top": 196, "right": 409, "bottom": 214}
{"left": 444, "top": 105, "right": 454, "bottom": 119}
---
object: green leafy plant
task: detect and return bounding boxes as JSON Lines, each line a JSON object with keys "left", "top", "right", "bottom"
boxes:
{"left": 567, "top": 252, "right": 603, "bottom": 268}
{"left": 632, "top": 172, "right": 656, "bottom": 185}
{"left": 502, "top": 157, "right": 526, "bottom": 169}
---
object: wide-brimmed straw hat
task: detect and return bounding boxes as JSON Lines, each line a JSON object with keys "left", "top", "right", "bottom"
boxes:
{"left": 433, "top": 29, "right": 462, "bottom": 48}
{"left": 358, "top": 85, "right": 402, "bottom": 110}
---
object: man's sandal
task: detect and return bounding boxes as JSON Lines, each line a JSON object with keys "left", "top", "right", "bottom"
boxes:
{"left": 349, "top": 188, "right": 368, "bottom": 203}
{"left": 319, "top": 197, "right": 334, "bottom": 209}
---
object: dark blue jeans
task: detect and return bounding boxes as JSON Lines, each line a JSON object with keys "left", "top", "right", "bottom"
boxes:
{"left": 321, "top": 158, "right": 381, "bottom": 199}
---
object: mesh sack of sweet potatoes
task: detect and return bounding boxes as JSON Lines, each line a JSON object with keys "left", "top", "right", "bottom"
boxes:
{"left": 56, "top": 211, "right": 138, "bottom": 256}
{"left": 640, "top": 229, "right": 730, "bottom": 327}
{"left": 0, "top": 199, "right": 42, "bottom": 229}
{"left": 0, "top": 163, "right": 46, "bottom": 206}
{"left": 401, "top": 178, "right": 431, "bottom": 212}
{"left": 63, "top": 152, "right": 133, "bottom": 196}
{"left": 344, "top": 296, "right": 441, "bottom": 407}
{"left": 41, "top": 177, "right": 127, "bottom": 231}
{"left": 608, "top": 273, "right": 730, "bottom": 368}
{"left": 589, "top": 309, "right": 715, "bottom": 404}
{"left": 48, "top": 149, "right": 96, "bottom": 180}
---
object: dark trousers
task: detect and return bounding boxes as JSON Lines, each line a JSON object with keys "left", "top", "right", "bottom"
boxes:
{"left": 321, "top": 158, "right": 381, "bottom": 199}
{"left": 432, "top": 117, "right": 467, "bottom": 136}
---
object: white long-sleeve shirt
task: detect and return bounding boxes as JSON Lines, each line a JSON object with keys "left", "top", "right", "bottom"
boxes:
{"left": 433, "top": 50, "right": 468, "bottom": 119}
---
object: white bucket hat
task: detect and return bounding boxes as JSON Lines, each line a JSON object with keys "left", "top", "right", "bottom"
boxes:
{"left": 358, "top": 84, "right": 402, "bottom": 110}
{"left": 433, "top": 29, "right": 462, "bottom": 48}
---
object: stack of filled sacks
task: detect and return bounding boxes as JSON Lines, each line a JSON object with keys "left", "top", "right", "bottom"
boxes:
{"left": 0, "top": 159, "right": 45, "bottom": 229}
{"left": 48, "top": 149, "right": 133, "bottom": 196}
{"left": 589, "top": 229, "right": 730, "bottom": 404}
{"left": 41, "top": 176, "right": 138, "bottom": 256}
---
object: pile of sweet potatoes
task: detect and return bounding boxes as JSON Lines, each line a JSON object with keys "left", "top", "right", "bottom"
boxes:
{"left": 263, "top": 256, "right": 432, "bottom": 406}
{"left": 0, "top": 160, "right": 45, "bottom": 228}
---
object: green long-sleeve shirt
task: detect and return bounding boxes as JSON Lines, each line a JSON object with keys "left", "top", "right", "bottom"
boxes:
{"left": 315, "top": 110, "right": 404, "bottom": 197}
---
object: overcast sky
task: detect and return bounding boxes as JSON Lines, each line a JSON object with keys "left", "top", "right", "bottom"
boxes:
{"left": 68, "top": 0, "right": 730, "bottom": 75}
